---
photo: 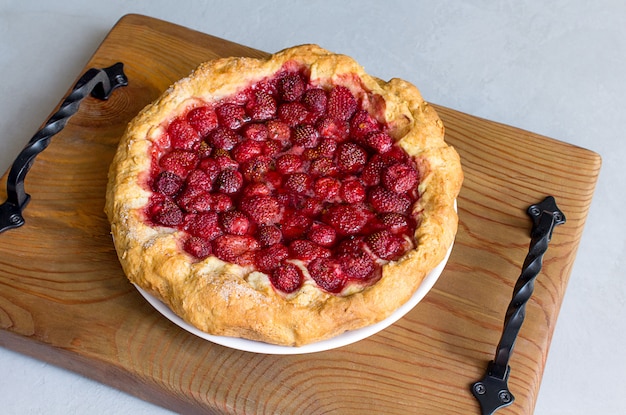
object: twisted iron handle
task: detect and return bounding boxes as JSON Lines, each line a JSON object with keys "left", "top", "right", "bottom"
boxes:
{"left": 472, "top": 196, "right": 566, "bottom": 415}
{"left": 0, "top": 62, "right": 127, "bottom": 234}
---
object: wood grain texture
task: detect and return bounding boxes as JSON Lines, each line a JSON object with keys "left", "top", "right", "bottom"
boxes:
{"left": 0, "top": 14, "right": 601, "bottom": 414}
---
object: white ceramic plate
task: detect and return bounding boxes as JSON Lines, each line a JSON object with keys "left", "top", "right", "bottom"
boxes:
{"left": 134, "top": 240, "right": 453, "bottom": 355}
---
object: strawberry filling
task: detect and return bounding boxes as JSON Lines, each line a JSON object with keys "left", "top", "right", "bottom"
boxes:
{"left": 145, "top": 65, "right": 420, "bottom": 295}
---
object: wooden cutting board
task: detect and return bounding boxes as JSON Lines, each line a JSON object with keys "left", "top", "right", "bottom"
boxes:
{"left": 0, "top": 14, "right": 601, "bottom": 414}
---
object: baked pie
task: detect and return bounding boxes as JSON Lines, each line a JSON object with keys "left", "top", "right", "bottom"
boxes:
{"left": 105, "top": 44, "right": 462, "bottom": 346}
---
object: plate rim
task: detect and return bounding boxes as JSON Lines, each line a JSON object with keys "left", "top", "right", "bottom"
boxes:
{"left": 134, "top": 239, "right": 453, "bottom": 355}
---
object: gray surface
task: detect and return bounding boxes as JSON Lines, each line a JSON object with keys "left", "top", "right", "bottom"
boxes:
{"left": 1, "top": 1, "right": 624, "bottom": 414}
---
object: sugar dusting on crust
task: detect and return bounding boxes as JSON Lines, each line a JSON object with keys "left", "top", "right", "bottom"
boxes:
{"left": 218, "top": 276, "right": 265, "bottom": 306}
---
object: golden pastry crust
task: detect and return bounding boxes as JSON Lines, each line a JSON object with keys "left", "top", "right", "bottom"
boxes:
{"left": 105, "top": 44, "right": 463, "bottom": 346}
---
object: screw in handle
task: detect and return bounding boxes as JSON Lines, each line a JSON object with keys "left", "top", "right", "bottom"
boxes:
{"left": 0, "top": 63, "right": 128, "bottom": 234}
{"left": 471, "top": 196, "right": 566, "bottom": 415}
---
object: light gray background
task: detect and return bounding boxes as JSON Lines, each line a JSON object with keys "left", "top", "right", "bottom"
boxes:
{"left": 1, "top": 1, "right": 624, "bottom": 414}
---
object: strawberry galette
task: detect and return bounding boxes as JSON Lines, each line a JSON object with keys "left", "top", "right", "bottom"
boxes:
{"left": 105, "top": 45, "right": 462, "bottom": 346}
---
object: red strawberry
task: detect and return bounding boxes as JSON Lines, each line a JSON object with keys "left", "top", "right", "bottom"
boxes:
{"left": 337, "top": 251, "right": 376, "bottom": 281}
{"left": 187, "top": 106, "right": 218, "bottom": 137}
{"left": 322, "top": 204, "right": 370, "bottom": 236}
{"left": 300, "top": 197, "right": 324, "bottom": 217}
{"left": 168, "top": 117, "right": 199, "bottom": 150}
{"left": 340, "top": 177, "right": 366, "bottom": 203}
{"left": 231, "top": 139, "right": 263, "bottom": 163}
{"left": 255, "top": 77, "right": 279, "bottom": 96}
{"left": 215, "top": 170, "right": 243, "bottom": 194}
{"left": 280, "top": 211, "right": 313, "bottom": 240}
{"left": 307, "top": 223, "right": 337, "bottom": 247}
{"left": 219, "top": 210, "right": 250, "bottom": 235}
{"left": 278, "top": 102, "right": 309, "bottom": 126}
{"left": 316, "top": 117, "right": 350, "bottom": 142}
{"left": 183, "top": 236, "right": 213, "bottom": 260}
{"left": 309, "top": 157, "right": 338, "bottom": 177}
{"left": 186, "top": 193, "right": 213, "bottom": 213}
{"left": 266, "top": 120, "right": 291, "bottom": 142}
{"left": 149, "top": 196, "right": 184, "bottom": 227}
{"left": 337, "top": 142, "right": 368, "bottom": 173}
{"left": 262, "top": 139, "right": 282, "bottom": 157}
{"left": 278, "top": 73, "right": 306, "bottom": 102}
{"left": 212, "top": 149, "right": 239, "bottom": 171}
{"left": 302, "top": 88, "right": 327, "bottom": 114}
{"left": 382, "top": 146, "right": 409, "bottom": 164}
{"left": 360, "top": 154, "right": 385, "bottom": 186}
{"left": 313, "top": 176, "right": 341, "bottom": 201}
{"left": 270, "top": 262, "right": 304, "bottom": 293}
{"left": 276, "top": 192, "right": 298, "bottom": 210}
{"left": 231, "top": 89, "right": 254, "bottom": 106}
{"left": 301, "top": 146, "right": 321, "bottom": 161}
{"left": 382, "top": 162, "right": 419, "bottom": 193}
{"left": 289, "top": 239, "right": 331, "bottom": 261}
{"left": 276, "top": 154, "right": 303, "bottom": 174}
{"left": 152, "top": 171, "right": 183, "bottom": 196}
{"left": 256, "top": 224, "right": 283, "bottom": 246}
{"left": 317, "top": 138, "right": 337, "bottom": 158}
{"left": 365, "top": 131, "right": 393, "bottom": 154}
{"left": 350, "top": 110, "right": 380, "bottom": 140}
{"left": 327, "top": 85, "right": 357, "bottom": 121}
{"left": 210, "top": 193, "right": 233, "bottom": 213}
{"left": 241, "top": 156, "right": 272, "bottom": 182}
{"left": 292, "top": 124, "right": 320, "bottom": 148}
{"left": 243, "top": 182, "right": 271, "bottom": 197}
{"left": 239, "top": 195, "right": 282, "bottom": 225}
{"left": 212, "top": 234, "right": 259, "bottom": 263}
{"left": 184, "top": 211, "right": 222, "bottom": 240}
{"left": 242, "top": 123, "right": 269, "bottom": 141}
{"left": 368, "top": 186, "right": 412, "bottom": 214}
{"left": 308, "top": 258, "right": 346, "bottom": 293}
{"left": 378, "top": 212, "right": 413, "bottom": 234}
{"left": 246, "top": 90, "right": 277, "bottom": 121}
{"left": 185, "top": 169, "right": 214, "bottom": 193}
{"left": 175, "top": 185, "right": 203, "bottom": 212}
{"left": 198, "top": 158, "right": 221, "bottom": 182}
{"left": 208, "top": 127, "right": 240, "bottom": 151}
{"left": 216, "top": 103, "right": 249, "bottom": 129}
{"left": 255, "top": 243, "right": 289, "bottom": 272}
{"left": 365, "top": 229, "right": 406, "bottom": 260}
{"left": 159, "top": 149, "right": 199, "bottom": 179}
{"left": 237, "top": 251, "right": 258, "bottom": 267}
{"left": 336, "top": 235, "right": 367, "bottom": 256}
{"left": 283, "top": 172, "right": 311, "bottom": 195}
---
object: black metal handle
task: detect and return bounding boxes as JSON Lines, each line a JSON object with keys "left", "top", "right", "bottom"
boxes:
{"left": 0, "top": 62, "right": 128, "bottom": 234}
{"left": 471, "top": 196, "right": 566, "bottom": 415}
